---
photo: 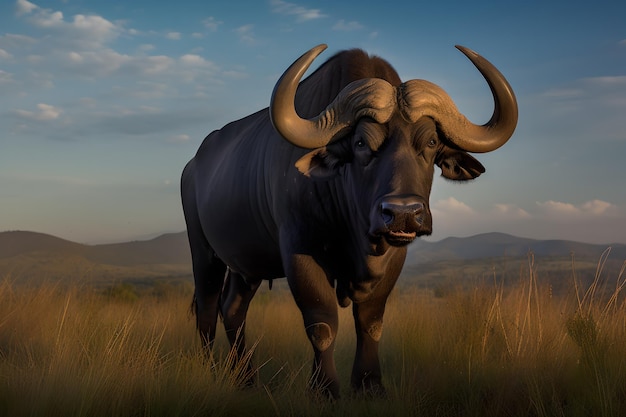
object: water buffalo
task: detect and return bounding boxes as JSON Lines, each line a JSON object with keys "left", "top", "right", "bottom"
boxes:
{"left": 181, "top": 44, "right": 518, "bottom": 398}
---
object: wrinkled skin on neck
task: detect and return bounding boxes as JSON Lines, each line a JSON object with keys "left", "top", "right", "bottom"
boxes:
{"left": 292, "top": 115, "right": 485, "bottom": 304}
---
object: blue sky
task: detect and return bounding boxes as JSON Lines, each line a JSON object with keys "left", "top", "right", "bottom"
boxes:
{"left": 1, "top": 0, "right": 625, "bottom": 244}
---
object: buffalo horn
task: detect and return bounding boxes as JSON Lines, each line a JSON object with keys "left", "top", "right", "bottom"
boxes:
{"left": 270, "top": 44, "right": 396, "bottom": 149}
{"left": 399, "top": 46, "right": 518, "bottom": 153}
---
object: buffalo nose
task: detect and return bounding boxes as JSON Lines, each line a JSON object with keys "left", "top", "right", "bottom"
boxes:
{"left": 380, "top": 198, "right": 425, "bottom": 228}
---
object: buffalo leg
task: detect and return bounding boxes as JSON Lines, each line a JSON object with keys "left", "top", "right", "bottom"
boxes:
{"left": 350, "top": 268, "right": 399, "bottom": 395}
{"left": 189, "top": 241, "right": 227, "bottom": 351}
{"left": 285, "top": 253, "right": 340, "bottom": 399}
{"left": 351, "top": 298, "right": 387, "bottom": 395}
{"left": 220, "top": 270, "right": 260, "bottom": 386}
{"left": 181, "top": 171, "right": 227, "bottom": 351}
{"left": 182, "top": 167, "right": 227, "bottom": 352}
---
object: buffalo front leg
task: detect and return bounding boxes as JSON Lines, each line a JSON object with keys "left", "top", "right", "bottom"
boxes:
{"left": 220, "top": 270, "right": 261, "bottom": 386}
{"left": 351, "top": 253, "right": 402, "bottom": 395}
{"left": 286, "top": 254, "right": 340, "bottom": 399}
{"left": 351, "top": 297, "right": 388, "bottom": 396}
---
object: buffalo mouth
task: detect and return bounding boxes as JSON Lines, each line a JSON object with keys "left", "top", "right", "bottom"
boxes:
{"left": 383, "top": 230, "right": 418, "bottom": 246}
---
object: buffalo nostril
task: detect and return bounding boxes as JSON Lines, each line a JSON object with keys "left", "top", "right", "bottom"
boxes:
{"left": 381, "top": 200, "right": 425, "bottom": 228}
{"left": 381, "top": 208, "right": 394, "bottom": 226}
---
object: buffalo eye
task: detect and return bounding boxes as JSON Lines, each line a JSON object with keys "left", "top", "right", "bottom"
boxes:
{"left": 355, "top": 138, "right": 366, "bottom": 149}
{"left": 427, "top": 137, "right": 438, "bottom": 148}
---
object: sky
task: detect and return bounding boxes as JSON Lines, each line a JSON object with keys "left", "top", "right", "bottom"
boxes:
{"left": 1, "top": 0, "right": 625, "bottom": 245}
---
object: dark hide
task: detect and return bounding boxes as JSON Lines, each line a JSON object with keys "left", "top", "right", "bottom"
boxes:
{"left": 181, "top": 48, "right": 485, "bottom": 398}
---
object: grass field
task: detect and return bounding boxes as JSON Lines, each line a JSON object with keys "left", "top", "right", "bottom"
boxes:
{"left": 1, "top": 254, "right": 625, "bottom": 416}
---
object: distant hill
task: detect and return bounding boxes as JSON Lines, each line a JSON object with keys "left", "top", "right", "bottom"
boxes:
{"left": 85, "top": 232, "right": 191, "bottom": 266}
{"left": 0, "top": 231, "right": 86, "bottom": 259}
{"left": 0, "top": 230, "right": 191, "bottom": 265}
{"left": 1, "top": 230, "right": 624, "bottom": 291}
{"left": 405, "top": 232, "right": 626, "bottom": 265}
{"left": 0, "top": 230, "right": 191, "bottom": 286}
{"left": 402, "top": 232, "right": 626, "bottom": 293}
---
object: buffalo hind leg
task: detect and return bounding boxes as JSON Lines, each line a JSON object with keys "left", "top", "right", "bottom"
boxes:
{"left": 182, "top": 166, "right": 227, "bottom": 353}
{"left": 190, "top": 244, "right": 227, "bottom": 352}
{"left": 286, "top": 253, "right": 340, "bottom": 399}
{"left": 183, "top": 205, "right": 225, "bottom": 351}
{"left": 220, "top": 270, "right": 261, "bottom": 387}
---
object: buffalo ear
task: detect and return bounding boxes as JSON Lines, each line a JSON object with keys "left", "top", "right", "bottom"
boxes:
{"left": 437, "top": 149, "right": 485, "bottom": 181}
{"left": 295, "top": 147, "right": 343, "bottom": 179}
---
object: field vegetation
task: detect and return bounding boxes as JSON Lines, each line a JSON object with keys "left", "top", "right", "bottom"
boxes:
{"left": 1, "top": 252, "right": 625, "bottom": 416}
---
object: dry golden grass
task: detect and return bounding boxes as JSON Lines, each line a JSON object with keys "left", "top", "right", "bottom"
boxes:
{"left": 1, "top": 252, "right": 625, "bottom": 416}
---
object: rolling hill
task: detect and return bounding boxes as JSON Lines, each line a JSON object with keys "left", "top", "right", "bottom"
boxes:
{"left": 405, "top": 232, "right": 626, "bottom": 264}
{"left": 1, "top": 230, "right": 624, "bottom": 291}
{"left": 0, "top": 230, "right": 191, "bottom": 286}
{"left": 402, "top": 232, "right": 626, "bottom": 293}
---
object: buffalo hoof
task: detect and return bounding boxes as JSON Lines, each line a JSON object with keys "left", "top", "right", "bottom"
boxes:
{"left": 351, "top": 378, "right": 387, "bottom": 398}
{"left": 308, "top": 379, "right": 340, "bottom": 401}
{"left": 241, "top": 374, "right": 257, "bottom": 389}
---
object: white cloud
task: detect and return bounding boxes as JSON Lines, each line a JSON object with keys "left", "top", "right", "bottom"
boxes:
{"left": 542, "top": 76, "right": 626, "bottom": 102}
{"left": 581, "top": 199, "right": 615, "bottom": 215}
{"left": 180, "top": 54, "right": 206, "bottom": 66}
{"left": 63, "top": 49, "right": 216, "bottom": 79}
{"left": 203, "top": 16, "right": 223, "bottom": 32}
{"left": 92, "top": 107, "right": 210, "bottom": 136}
{"left": 34, "top": 10, "right": 63, "bottom": 28}
{"left": 7, "top": 1, "right": 222, "bottom": 84}
{"left": 425, "top": 198, "right": 624, "bottom": 244}
{"left": 493, "top": 203, "right": 531, "bottom": 219}
{"left": 15, "top": 0, "right": 120, "bottom": 48}
{"left": 0, "top": 33, "right": 36, "bottom": 49}
{"left": 166, "top": 31, "right": 181, "bottom": 40}
{"left": 26, "top": 54, "right": 42, "bottom": 63}
{"left": 536, "top": 199, "right": 617, "bottom": 218}
{"left": 14, "top": 103, "right": 62, "bottom": 121}
{"left": 0, "top": 70, "right": 14, "bottom": 84}
{"left": 15, "top": 0, "right": 37, "bottom": 16}
{"left": 79, "top": 97, "right": 97, "bottom": 108}
{"left": 537, "top": 200, "right": 579, "bottom": 215}
{"left": 235, "top": 25, "right": 257, "bottom": 45}
{"left": 72, "top": 14, "right": 117, "bottom": 39}
{"left": 57, "top": 48, "right": 219, "bottom": 82}
{"left": 0, "top": 48, "right": 13, "bottom": 59}
{"left": 270, "top": 0, "right": 325, "bottom": 21}
{"left": 542, "top": 87, "right": 583, "bottom": 99}
{"left": 332, "top": 19, "right": 364, "bottom": 31}
{"left": 133, "top": 55, "right": 173, "bottom": 74}
{"left": 222, "top": 70, "right": 249, "bottom": 79}
{"left": 433, "top": 197, "right": 475, "bottom": 215}
{"left": 586, "top": 75, "right": 626, "bottom": 86}
{"left": 535, "top": 73, "right": 626, "bottom": 143}
{"left": 62, "top": 49, "right": 131, "bottom": 77}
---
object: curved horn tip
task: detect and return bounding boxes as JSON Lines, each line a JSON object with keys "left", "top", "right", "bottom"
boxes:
{"left": 454, "top": 45, "right": 479, "bottom": 58}
{"left": 304, "top": 44, "right": 328, "bottom": 59}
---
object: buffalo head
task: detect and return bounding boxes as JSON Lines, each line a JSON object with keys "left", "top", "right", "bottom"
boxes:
{"left": 270, "top": 44, "right": 518, "bottom": 252}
